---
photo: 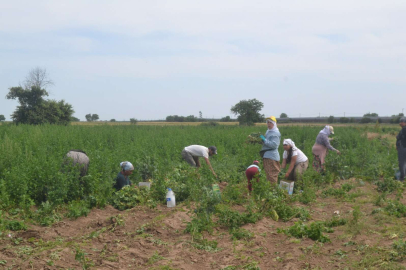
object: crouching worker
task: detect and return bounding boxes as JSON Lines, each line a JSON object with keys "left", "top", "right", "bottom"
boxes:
{"left": 246, "top": 160, "right": 261, "bottom": 192}
{"left": 64, "top": 150, "right": 90, "bottom": 177}
{"left": 181, "top": 145, "right": 218, "bottom": 177}
{"left": 281, "top": 139, "right": 308, "bottom": 181}
{"left": 114, "top": 161, "right": 135, "bottom": 191}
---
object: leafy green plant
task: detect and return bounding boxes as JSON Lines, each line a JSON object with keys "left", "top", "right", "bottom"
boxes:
{"left": 65, "top": 200, "right": 90, "bottom": 220}
{"left": 384, "top": 200, "right": 406, "bottom": 218}
{"left": 230, "top": 228, "right": 255, "bottom": 240}
{"left": 110, "top": 186, "right": 156, "bottom": 211}
{"left": 277, "top": 221, "right": 331, "bottom": 243}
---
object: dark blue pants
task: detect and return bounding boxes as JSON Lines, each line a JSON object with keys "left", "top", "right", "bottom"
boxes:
{"left": 398, "top": 145, "right": 406, "bottom": 181}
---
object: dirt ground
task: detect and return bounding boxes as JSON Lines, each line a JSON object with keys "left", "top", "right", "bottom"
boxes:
{"left": 2, "top": 178, "right": 406, "bottom": 270}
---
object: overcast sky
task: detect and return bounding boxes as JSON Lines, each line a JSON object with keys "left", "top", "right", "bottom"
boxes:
{"left": 1, "top": 0, "right": 405, "bottom": 121}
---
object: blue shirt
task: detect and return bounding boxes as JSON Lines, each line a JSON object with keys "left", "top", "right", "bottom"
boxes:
{"left": 261, "top": 129, "right": 281, "bottom": 161}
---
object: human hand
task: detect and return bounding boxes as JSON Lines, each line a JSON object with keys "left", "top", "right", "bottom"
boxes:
{"left": 336, "top": 150, "right": 341, "bottom": 155}
{"left": 260, "top": 135, "right": 266, "bottom": 141}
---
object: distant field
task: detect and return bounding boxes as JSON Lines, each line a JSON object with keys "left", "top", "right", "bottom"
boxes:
{"left": 71, "top": 121, "right": 399, "bottom": 127}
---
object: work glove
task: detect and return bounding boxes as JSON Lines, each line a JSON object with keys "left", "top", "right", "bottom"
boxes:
{"left": 260, "top": 135, "right": 266, "bottom": 141}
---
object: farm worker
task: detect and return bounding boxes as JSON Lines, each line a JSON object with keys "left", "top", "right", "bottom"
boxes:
{"left": 312, "top": 125, "right": 341, "bottom": 173}
{"left": 259, "top": 116, "right": 281, "bottom": 184}
{"left": 114, "top": 161, "right": 135, "bottom": 191}
{"left": 281, "top": 139, "right": 309, "bottom": 181}
{"left": 63, "top": 150, "right": 89, "bottom": 177}
{"left": 181, "top": 145, "right": 218, "bottom": 177}
{"left": 246, "top": 160, "right": 261, "bottom": 192}
{"left": 396, "top": 117, "right": 406, "bottom": 181}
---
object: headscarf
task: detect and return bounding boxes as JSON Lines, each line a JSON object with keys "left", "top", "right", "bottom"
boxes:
{"left": 283, "top": 139, "right": 298, "bottom": 151}
{"left": 266, "top": 118, "right": 279, "bottom": 133}
{"left": 319, "top": 125, "right": 333, "bottom": 136}
{"left": 120, "top": 161, "right": 134, "bottom": 171}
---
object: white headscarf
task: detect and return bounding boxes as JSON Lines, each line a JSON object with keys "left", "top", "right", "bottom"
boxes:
{"left": 266, "top": 119, "right": 279, "bottom": 134}
{"left": 319, "top": 125, "right": 332, "bottom": 136}
{"left": 120, "top": 161, "right": 134, "bottom": 171}
{"left": 283, "top": 139, "right": 298, "bottom": 151}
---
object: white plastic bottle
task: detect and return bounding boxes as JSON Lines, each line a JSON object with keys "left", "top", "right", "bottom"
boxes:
{"left": 166, "top": 188, "right": 176, "bottom": 208}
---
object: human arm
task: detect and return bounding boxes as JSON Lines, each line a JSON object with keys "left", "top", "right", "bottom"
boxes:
{"left": 319, "top": 134, "right": 337, "bottom": 152}
{"left": 285, "top": 155, "right": 297, "bottom": 178}
{"left": 204, "top": 157, "right": 217, "bottom": 178}
{"left": 281, "top": 158, "right": 287, "bottom": 169}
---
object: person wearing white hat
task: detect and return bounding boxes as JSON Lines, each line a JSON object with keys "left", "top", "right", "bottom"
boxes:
{"left": 281, "top": 139, "right": 308, "bottom": 181}
{"left": 114, "top": 161, "right": 135, "bottom": 191}
{"left": 312, "top": 125, "right": 341, "bottom": 172}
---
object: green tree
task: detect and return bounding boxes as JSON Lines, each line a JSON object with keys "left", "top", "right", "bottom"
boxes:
{"left": 91, "top": 114, "right": 99, "bottom": 121}
{"left": 6, "top": 86, "right": 73, "bottom": 125}
{"left": 0, "top": 115, "right": 5, "bottom": 121}
{"left": 85, "top": 114, "right": 99, "bottom": 122}
{"left": 360, "top": 117, "right": 372, "bottom": 124}
{"left": 364, "top": 112, "right": 378, "bottom": 117}
{"left": 85, "top": 114, "right": 92, "bottom": 122}
{"left": 70, "top": 116, "right": 80, "bottom": 122}
{"left": 339, "top": 117, "right": 349, "bottom": 123}
{"left": 327, "top": 116, "right": 335, "bottom": 123}
{"left": 185, "top": 115, "right": 197, "bottom": 122}
{"left": 280, "top": 113, "right": 288, "bottom": 118}
{"left": 231, "top": 99, "right": 264, "bottom": 126}
{"left": 110, "top": 119, "right": 116, "bottom": 122}
{"left": 130, "top": 118, "right": 138, "bottom": 124}
{"left": 220, "top": 116, "right": 232, "bottom": 122}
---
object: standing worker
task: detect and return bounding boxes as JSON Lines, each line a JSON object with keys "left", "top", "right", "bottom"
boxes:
{"left": 259, "top": 116, "right": 281, "bottom": 184}
{"left": 396, "top": 117, "right": 406, "bottom": 181}
{"left": 281, "top": 139, "right": 308, "bottom": 181}
{"left": 181, "top": 145, "right": 218, "bottom": 177}
{"left": 114, "top": 161, "right": 135, "bottom": 191}
{"left": 246, "top": 160, "right": 261, "bottom": 192}
{"left": 312, "top": 125, "right": 341, "bottom": 173}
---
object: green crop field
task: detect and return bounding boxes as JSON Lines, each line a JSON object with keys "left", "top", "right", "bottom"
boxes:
{"left": 1, "top": 123, "right": 405, "bottom": 269}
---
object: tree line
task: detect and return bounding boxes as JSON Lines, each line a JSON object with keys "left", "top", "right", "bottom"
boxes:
{"left": 2, "top": 69, "right": 403, "bottom": 126}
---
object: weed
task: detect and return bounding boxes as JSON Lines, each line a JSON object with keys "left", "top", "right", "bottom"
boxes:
{"left": 230, "top": 228, "right": 255, "bottom": 241}
{"left": 147, "top": 251, "right": 165, "bottom": 265}
{"left": 385, "top": 200, "right": 406, "bottom": 218}
{"left": 278, "top": 221, "right": 331, "bottom": 243}
{"left": 75, "top": 247, "right": 94, "bottom": 270}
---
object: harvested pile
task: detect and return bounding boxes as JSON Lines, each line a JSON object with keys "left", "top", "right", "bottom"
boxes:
{"left": 245, "top": 132, "right": 263, "bottom": 144}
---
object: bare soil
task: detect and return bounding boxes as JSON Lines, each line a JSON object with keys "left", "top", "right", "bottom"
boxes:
{"left": 2, "top": 180, "right": 406, "bottom": 269}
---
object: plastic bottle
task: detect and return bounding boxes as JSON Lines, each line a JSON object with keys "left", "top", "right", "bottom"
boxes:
{"left": 166, "top": 188, "right": 176, "bottom": 208}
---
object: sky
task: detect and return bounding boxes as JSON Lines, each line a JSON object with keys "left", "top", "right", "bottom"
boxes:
{"left": 1, "top": 0, "right": 405, "bottom": 121}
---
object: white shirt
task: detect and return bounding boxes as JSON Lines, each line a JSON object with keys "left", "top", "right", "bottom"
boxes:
{"left": 246, "top": 165, "right": 261, "bottom": 172}
{"left": 283, "top": 148, "right": 308, "bottom": 164}
{"left": 184, "top": 145, "right": 209, "bottom": 158}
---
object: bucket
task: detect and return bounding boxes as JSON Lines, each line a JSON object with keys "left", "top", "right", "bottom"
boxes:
{"left": 138, "top": 182, "right": 151, "bottom": 189}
